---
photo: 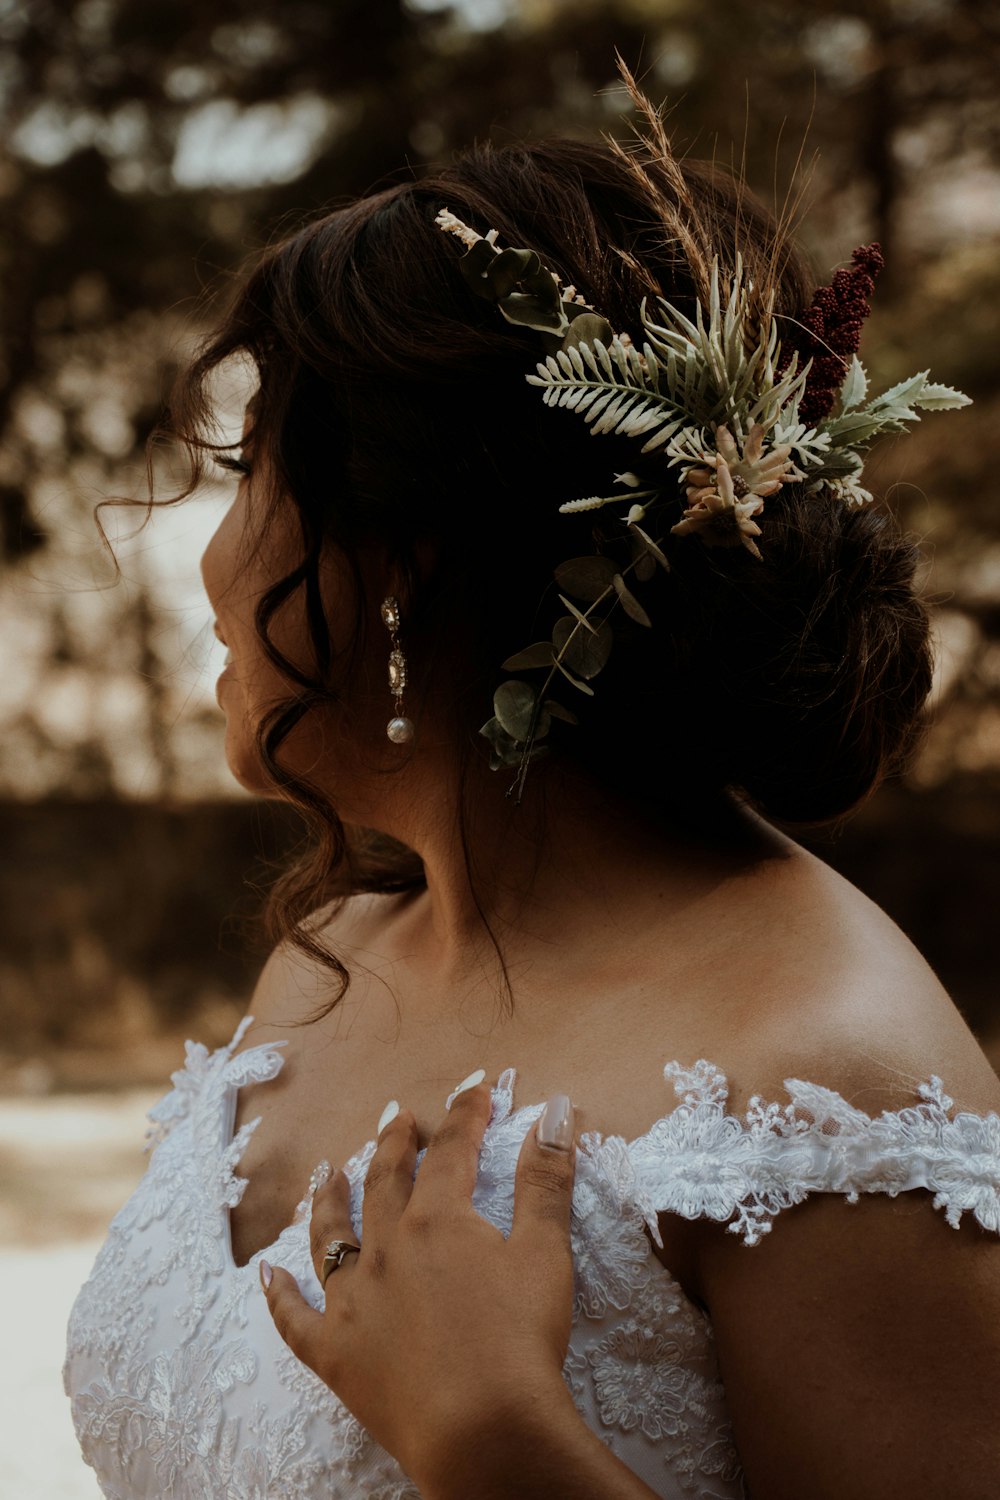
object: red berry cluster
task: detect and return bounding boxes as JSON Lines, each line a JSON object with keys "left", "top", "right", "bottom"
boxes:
{"left": 781, "top": 243, "right": 885, "bottom": 427}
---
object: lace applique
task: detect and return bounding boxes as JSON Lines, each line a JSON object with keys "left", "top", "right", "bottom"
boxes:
{"left": 571, "top": 1134, "right": 653, "bottom": 1319}
{"left": 580, "top": 1272, "right": 742, "bottom": 1496}
{"left": 63, "top": 1234, "right": 155, "bottom": 1377}
{"left": 629, "top": 1061, "right": 1000, "bottom": 1246}
{"left": 73, "top": 1338, "right": 257, "bottom": 1491}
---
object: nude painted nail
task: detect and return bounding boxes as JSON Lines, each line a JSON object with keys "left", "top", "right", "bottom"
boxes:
{"left": 378, "top": 1099, "right": 400, "bottom": 1136}
{"left": 446, "top": 1068, "right": 486, "bottom": 1109}
{"left": 536, "top": 1094, "right": 574, "bottom": 1151}
{"left": 259, "top": 1259, "right": 273, "bottom": 1290}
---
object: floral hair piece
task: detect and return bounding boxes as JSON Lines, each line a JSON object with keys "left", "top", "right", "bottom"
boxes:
{"left": 435, "top": 207, "right": 971, "bottom": 798}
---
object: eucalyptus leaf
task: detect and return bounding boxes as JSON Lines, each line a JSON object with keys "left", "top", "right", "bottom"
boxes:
{"left": 560, "top": 314, "right": 615, "bottom": 352}
{"left": 612, "top": 573, "right": 652, "bottom": 627}
{"left": 479, "top": 716, "right": 523, "bottom": 769}
{"left": 500, "top": 295, "right": 570, "bottom": 337}
{"left": 556, "top": 593, "right": 598, "bottom": 634}
{"left": 553, "top": 555, "right": 619, "bottom": 602}
{"left": 485, "top": 247, "right": 542, "bottom": 301}
{"left": 552, "top": 615, "right": 613, "bottom": 678}
{"left": 493, "top": 679, "right": 551, "bottom": 741}
{"left": 553, "top": 658, "right": 596, "bottom": 695}
{"left": 633, "top": 551, "right": 656, "bottom": 583}
{"left": 502, "top": 641, "right": 554, "bottom": 671}
{"left": 545, "top": 699, "right": 579, "bottom": 725}
{"left": 456, "top": 236, "right": 570, "bottom": 335}
{"left": 458, "top": 239, "right": 504, "bottom": 300}
{"left": 628, "top": 523, "right": 671, "bottom": 572}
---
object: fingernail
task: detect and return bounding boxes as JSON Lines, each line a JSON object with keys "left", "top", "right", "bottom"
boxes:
{"left": 446, "top": 1067, "right": 486, "bottom": 1109}
{"left": 536, "top": 1093, "right": 574, "bottom": 1151}
{"left": 378, "top": 1099, "right": 400, "bottom": 1136}
{"left": 259, "top": 1259, "right": 273, "bottom": 1290}
{"left": 307, "top": 1161, "right": 331, "bottom": 1197}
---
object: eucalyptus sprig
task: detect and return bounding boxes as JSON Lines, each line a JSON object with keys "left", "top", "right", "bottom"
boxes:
{"left": 481, "top": 522, "right": 670, "bottom": 802}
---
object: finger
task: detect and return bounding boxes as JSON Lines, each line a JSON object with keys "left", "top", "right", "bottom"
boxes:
{"left": 309, "top": 1168, "right": 361, "bottom": 1285}
{"left": 508, "top": 1094, "right": 577, "bottom": 1248}
{"left": 409, "top": 1077, "right": 493, "bottom": 1209}
{"left": 361, "top": 1104, "right": 419, "bottom": 1241}
{"left": 262, "top": 1263, "right": 327, "bottom": 1373}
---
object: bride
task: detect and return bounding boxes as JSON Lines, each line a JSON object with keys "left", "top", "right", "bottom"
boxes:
{"left": 65, "top": 87, "right": 1000, "bottom": 1499}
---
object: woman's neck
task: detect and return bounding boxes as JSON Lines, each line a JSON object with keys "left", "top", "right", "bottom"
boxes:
{"left": 333, "top": 747, "right": 782, "bottom": 1001}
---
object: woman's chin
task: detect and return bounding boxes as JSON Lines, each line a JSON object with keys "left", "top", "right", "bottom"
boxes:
{"left": 221, "top": 718, "right": 273, "bottom": 796}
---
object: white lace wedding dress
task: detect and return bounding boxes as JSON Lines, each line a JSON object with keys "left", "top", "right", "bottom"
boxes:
{"left": 64, "top": 1016, "right": 1000, "bottom": 1499}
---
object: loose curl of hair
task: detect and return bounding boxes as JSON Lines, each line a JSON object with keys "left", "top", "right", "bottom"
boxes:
{"left": 159, "top": 127, "right": 933, "bottom": 1010}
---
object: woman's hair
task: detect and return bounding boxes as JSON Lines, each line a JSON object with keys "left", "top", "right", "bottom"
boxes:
{"left": 163, "top": 116, "right": 933, "bottom": 1004}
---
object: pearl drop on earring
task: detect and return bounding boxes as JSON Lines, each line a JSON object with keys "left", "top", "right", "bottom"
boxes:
{"left": 387, "top": 716, "right": 414, "bottom": 743}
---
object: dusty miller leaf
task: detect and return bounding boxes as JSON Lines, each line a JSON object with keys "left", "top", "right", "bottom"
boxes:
{"left": 914, "top": 383, "right": 972, "bottom": 411}
{"left": 839, "top": 355, "right": 868, "bottom": 412}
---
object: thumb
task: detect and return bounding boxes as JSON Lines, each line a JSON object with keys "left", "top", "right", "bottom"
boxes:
{"left": 261, "top": 1261, "right": 326, "bottom": 1374}
{"left": 510, "top": 1093, "right": 576, "bottom": 1246}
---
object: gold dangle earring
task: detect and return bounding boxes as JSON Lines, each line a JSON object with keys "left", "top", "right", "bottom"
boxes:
{"left": 380, "top": 596, "right": 414, "bottom": 744}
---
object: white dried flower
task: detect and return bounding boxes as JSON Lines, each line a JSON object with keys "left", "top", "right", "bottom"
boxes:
{"left": 670, "top": 457, "right": 765, "bottom": 560}
{"left": 434, "top": 208, "right": 485, "bottom": 248}
{"left": 683, "top": 423, "right": 803, "bottom": 507}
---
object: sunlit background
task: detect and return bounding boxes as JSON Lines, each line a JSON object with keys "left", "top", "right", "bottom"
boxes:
{"left": 2, "top": 0, "right": 999, "bottom": 1492}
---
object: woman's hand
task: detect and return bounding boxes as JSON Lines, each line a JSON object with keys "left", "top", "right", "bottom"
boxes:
{"left": 260, "top": 1079, "right": 581, "bottom": 1489}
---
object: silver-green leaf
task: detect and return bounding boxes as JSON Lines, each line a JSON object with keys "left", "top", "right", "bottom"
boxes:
{"left": 493, "top": 680, "right": 551, "bottom": 741}
{"left": 554, "top": 556, "right": 619, "bottom": 602}
{"left": 612, "top": 573, "right": 652, "bottom": 627}
{"left": 501, "top": 641, "right": 554, "bottom": 671}
{"left": 552, "top": 615, "right": 613, "bottom": 678}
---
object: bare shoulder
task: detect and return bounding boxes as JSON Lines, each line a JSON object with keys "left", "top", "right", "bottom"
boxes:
{"left": 703, "top": 828, "right": 1000, "bottom": 1117}
{"left": 240, "top": 888, "right": 415, "bottom": 1036}
{"left": 665, "top": 834, "right": 1000, "bottom": 1498}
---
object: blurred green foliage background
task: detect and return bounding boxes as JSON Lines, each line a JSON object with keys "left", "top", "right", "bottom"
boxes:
{"left": 1, "top": 0, "right": 999, "bottom": 1083}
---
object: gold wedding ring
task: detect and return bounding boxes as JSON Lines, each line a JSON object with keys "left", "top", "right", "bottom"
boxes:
{"left": 320, "top": 1238, "right": 361, "bottom": 1287}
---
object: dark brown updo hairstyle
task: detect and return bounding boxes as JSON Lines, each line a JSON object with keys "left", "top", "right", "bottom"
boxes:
{"left": 165, "top": 103, "right": 933, "bottom": 1005}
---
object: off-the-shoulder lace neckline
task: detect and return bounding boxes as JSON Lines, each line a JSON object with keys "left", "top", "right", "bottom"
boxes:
{"left": 158, "top": 1015, "right": 1000, "bottom": 1267}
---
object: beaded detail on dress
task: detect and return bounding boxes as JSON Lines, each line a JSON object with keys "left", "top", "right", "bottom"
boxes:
{"left": 64, "top": 1018, "right": 1000, "bottom": 1500}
